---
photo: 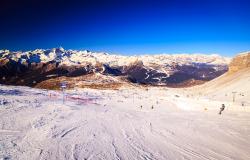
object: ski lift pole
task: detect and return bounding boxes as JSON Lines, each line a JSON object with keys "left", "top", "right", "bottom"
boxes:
{"left": 133, "top": 90, "right": 136, "bottom": 104}
{"left": 232, "top": 91, "right": 237, "bottom": 102}
{"left": 62, "top": 88, "right": 65, "bottom": 104}
{"left": 60, "top": 82, "right": 67, "bottom": 104}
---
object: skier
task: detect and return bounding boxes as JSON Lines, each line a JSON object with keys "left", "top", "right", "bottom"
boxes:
{"left": 219, "top": 104, "right": 225, "bottom": 115}
{"left": 149, "top": 122, "right": 152, "bottom": 131}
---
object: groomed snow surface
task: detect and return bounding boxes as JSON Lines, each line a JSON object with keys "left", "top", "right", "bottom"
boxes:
{"left": 0, "top": 85, "right": 250, "bottom": 160}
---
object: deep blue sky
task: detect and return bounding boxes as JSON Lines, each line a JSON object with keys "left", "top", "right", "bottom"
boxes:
{"left": 0, "top": 0, "right": 250, "bottom": 56}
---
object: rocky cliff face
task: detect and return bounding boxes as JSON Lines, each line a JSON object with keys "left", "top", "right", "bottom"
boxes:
{"left": 229, "top": 52, "right": 250, "bottom": 73}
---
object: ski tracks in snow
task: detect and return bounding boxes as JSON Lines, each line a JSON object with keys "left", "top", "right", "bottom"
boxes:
{"left": 1, "top": 86, "right": 250, "bottom": 160}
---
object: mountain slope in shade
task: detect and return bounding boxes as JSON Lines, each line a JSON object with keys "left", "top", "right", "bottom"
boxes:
{"left": 0, "top": 48, "right": 230, "bottom": 88}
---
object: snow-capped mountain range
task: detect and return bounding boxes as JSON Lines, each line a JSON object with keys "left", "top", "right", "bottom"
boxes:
{"left": 0, "top": 47, "right": 230, "bottom": 66}
{"left": 0, "top": 48, "right": 231, "bottom": 88}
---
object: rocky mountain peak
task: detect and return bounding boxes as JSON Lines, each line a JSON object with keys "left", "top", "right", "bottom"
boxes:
{"left": 229, "top": 51, "right": 250, "bottom": 73}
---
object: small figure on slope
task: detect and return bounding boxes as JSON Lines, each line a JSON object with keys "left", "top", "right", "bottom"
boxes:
{"left": 219, "top": 104, "right": 225, "bottom": 115}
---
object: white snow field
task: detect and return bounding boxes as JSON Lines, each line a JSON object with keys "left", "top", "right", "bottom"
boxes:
{"left": 0, "top": 84, "right": 250, "bottom": 160}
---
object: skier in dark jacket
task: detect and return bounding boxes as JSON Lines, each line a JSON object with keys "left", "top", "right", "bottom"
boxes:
{"left": 219, "top": 104, "right": 225, "bottom": 115}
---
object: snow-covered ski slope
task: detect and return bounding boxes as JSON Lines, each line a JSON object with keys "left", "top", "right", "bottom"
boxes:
{"left": 0, "top": 84, "right": 250, "bottom": 160}
{"left": 190, "top": 68, "right": 250, "bottom": 105}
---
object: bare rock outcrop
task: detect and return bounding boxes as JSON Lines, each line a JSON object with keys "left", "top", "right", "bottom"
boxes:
{"left": 229, "top": 52, "right": 250, "bottom": 73}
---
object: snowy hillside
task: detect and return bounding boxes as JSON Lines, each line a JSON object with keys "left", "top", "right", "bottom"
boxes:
{"left": 0, "top": 84, "right": 250, "bottom": 160}
{"left": 190, "top": 52, "right": 250, "bottom": 104}
{"left": 166, "top": 50, "right": 250, "bottom": 111}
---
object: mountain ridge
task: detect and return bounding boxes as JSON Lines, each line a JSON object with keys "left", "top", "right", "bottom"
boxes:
{"left": 0, "top": 48, "right": 232, "bottom": 89}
